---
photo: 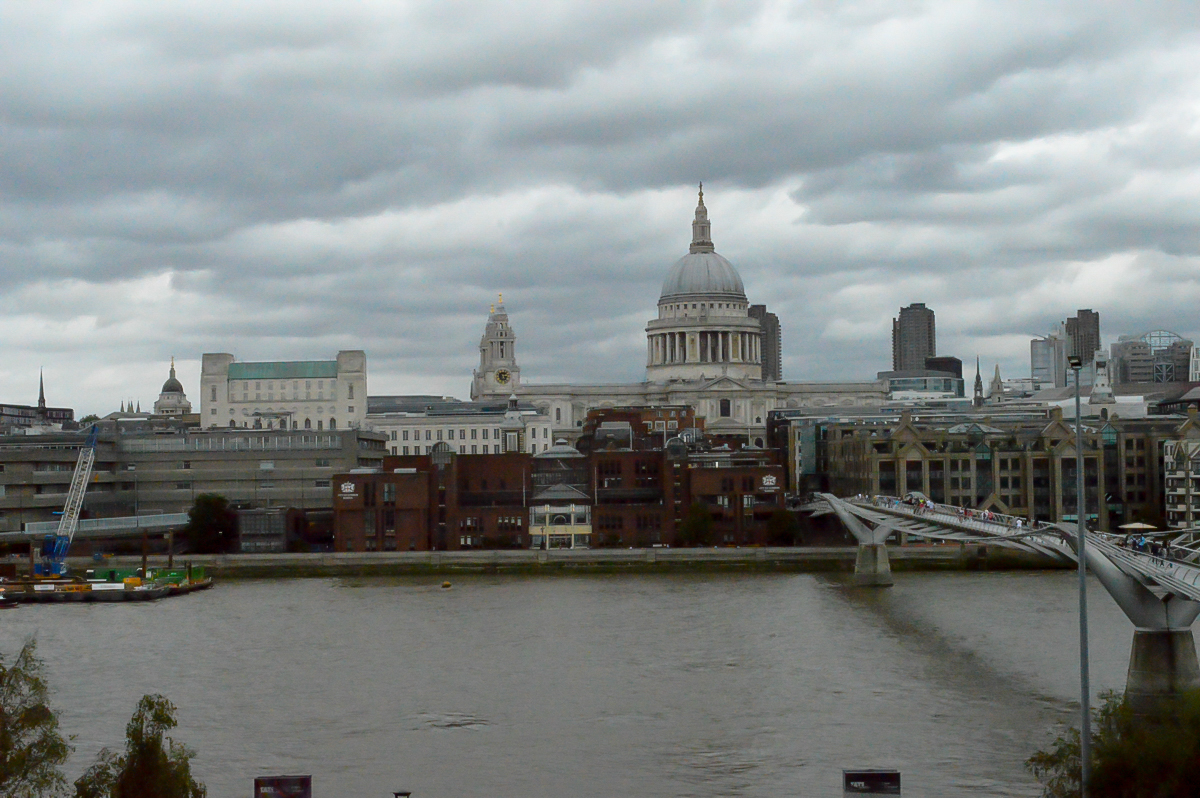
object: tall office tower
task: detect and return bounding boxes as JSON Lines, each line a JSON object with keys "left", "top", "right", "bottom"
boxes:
{"left": 1031, "top": 325, "right": 1069, "bottom": 388}
{"left": 1065, "top": 309, "right": 1101, "bottom": 363}
{"left": 892, "top": 303, "right": 936, "bottom": 372}
{"left": 749, "top": 304, "right": 782, "bottom": 381}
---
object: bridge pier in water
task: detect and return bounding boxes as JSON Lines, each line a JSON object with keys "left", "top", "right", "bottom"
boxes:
{"left": 818, "top": 494, "right": 895, "bottom": 588}
{"left": 1126, "top": 629, "right": 1200, "bottom": 713}
{"left": 853, "top": 543, "right": 893, "bottom": 587}
{"left": 1079, "top": 540, "right": 1200, "bottom": 711}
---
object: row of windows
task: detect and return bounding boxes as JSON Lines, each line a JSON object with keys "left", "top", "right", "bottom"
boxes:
{"left": 211, "top": 382, "right": 354, "bottom": 400}
{"left": 386, "top": 427, "right": 549, "bottom": 442}
{"left": 388, "top": 443, "right": 555, "bottom": 456}
{"left": 215, "top": 417, "right": 339, "bottom": 430}
{"left": 121, "top": 479, "right": 332, "bottom": 490}
{"left": 229, "top": 379, "right": 347, "bottom": 393}
{"left": 665, "top": 302, "right": 743, "bottom": 313}
{"left": 233, "top": 407, "right": 351, "bottom": 416}
{"left": 231, "top": 393, "right": 348, "bottom": 403}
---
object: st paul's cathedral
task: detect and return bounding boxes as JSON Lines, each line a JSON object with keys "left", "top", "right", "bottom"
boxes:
{"left": 469, "top": 189, "right": 885, "bottom": 446}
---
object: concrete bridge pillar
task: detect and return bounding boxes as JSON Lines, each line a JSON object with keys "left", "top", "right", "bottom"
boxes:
{"left": 853, "top": 543, "right": 893, "bottom": 587}
{"left": 1072, "top": 536, "right": 1200, "bottom": 711}
{"left": 1126, "top": 629, "right": 1200, "bottom": 714}
{"left": 819, "top": 494, "right": 896, "bottom": 589}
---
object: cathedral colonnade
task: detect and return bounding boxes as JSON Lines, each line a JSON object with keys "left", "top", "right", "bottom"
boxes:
{"left": 646, "top": 331, "right": 762, "bottom": 366}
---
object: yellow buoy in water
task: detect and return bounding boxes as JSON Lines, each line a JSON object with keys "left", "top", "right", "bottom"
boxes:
{"left": 441, "top": 581, "right": 451, "bottom": 589}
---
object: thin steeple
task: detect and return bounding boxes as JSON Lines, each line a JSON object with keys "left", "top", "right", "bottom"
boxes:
{"left": 972, "top": 357, "right": 984, "bottom": 407}
{"left": 37, "top": 369, "right": 46, "bottom": 412}
{"left": 690, "top": 182, "right": 714, "bottom": 254}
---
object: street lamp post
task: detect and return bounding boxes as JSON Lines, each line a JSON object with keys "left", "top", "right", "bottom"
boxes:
{"left": 1069, "top": 354, "right": 1092, "bottom": 797}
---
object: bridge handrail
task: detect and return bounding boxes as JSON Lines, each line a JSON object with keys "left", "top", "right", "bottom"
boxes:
{"left": 854, "top": 494, "right": 1045, "bottom": 533}
{"left": 843, "top": 494, "right": 1200, "bottom": 573}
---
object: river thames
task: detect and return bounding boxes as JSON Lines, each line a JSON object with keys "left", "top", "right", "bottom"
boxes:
{"left": 2, "top": 571, "right": 1135, "bottom": 797}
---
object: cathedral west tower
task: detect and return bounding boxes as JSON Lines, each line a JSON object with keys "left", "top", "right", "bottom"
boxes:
{"left": 471, "top": 295, "right": 521, "bottom": 400}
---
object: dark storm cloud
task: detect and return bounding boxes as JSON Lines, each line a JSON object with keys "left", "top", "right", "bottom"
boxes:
{"left": 3, "top": 1, "right": 1200, "bottom": 412}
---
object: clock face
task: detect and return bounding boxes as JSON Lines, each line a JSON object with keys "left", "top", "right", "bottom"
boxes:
{"left": 495, "top": 368, "right": 511, "bottom": 385}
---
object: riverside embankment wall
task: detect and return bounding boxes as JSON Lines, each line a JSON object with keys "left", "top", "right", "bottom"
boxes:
{"left": 72, "top": 544, "right": 1068, "bottom": 579}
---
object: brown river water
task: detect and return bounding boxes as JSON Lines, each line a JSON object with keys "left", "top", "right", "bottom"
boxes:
{"left": 1, "top": 571, "right": 1136, "bottom": 797}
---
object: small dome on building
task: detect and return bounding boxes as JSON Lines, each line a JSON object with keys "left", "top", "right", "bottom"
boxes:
{"left": 534, "top": 440, "right": 584, "bottom": 459}
{"left": 161, "top": 361, "right": 184, "bottom": 394}
{"left": 154, "top": 358, "right": 192, "bottom": 416}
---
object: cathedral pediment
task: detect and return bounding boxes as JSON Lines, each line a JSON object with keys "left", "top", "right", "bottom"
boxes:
{"left": 695, "top": 376, "right": 751, "bottom": 391}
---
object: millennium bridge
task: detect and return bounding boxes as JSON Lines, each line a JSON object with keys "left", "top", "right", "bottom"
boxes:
{"left": 809, "top": 493, "right": 1200, "bottom": 709}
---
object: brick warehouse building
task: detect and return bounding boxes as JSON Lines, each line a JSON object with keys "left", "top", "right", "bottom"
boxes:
{"left": 333, "top": 421, "right": 785, "bottom": 552}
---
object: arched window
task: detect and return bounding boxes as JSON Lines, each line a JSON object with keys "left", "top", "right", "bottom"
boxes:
{"left": 304, "top": 418, "right": 312, "bottom": 429}
{"left": 330, "top": 418, "right": 337, "bottom": 430}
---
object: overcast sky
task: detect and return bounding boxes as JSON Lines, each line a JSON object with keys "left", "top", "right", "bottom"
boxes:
{"left": 5, "top": 1, "right": 1200, "bottom": 417}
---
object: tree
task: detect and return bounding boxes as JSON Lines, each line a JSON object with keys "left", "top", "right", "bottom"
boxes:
{"left": 1027, "top": 690, "right": 1200, "bottom": 797}
{"left": 766, "top": 509, "right": 801, "bottom": 546}
{"left": 184, "top": 494, "right": 238, "bottom": 554}
{"left": 74, "top": 695, "right": 205, "bottom": 798}
{"left": 678, "top": 503, "right": 714, "bottom": 547}
{"left": 77, "top": 415, "right": 100, "bottom": 426}
{"left": 0, "top": 639, "right": 72, "bottom": 798}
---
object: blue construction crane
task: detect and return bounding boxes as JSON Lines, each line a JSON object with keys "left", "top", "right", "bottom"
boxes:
{"left": 34, "top": 426, "right": 98, "bottom": 578}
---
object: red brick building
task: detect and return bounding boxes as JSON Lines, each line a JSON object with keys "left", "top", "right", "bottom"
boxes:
{"left": 333, "top": 437, "right": 785, "bottom": 552}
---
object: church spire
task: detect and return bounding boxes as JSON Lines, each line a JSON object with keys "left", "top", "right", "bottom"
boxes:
{"left": 690, "top": 182, "right": 714, "bottom": 254}
{"left": 37, "top": 369, "right": 46, "bottom": 414}
{"left": 972, "top": 357, "right": 984, "bottom": 408}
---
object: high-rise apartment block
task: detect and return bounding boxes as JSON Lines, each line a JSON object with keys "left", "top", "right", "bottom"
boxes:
{"left": 1065, "top": 309, "right": 1101, "bottom": 362}
{"left": 749, "top": 305, "right": 782, "bottom": 382}
{"left": 891, "top": 303, "right": 936, "bottom": 372}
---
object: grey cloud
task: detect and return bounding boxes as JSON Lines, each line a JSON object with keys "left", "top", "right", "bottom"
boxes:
{"left": 6, "top": 1, "right": 1200, "bottom": 413}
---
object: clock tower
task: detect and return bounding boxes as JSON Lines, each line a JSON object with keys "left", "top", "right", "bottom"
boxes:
{"left": 471, "top": 295, "right": 522, "bottom": 400}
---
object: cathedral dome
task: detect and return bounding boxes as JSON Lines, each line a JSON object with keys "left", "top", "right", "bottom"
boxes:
{"left": 660, "top": 251, "right": 745, "bottom": 299}
{"left": 658, "top": 185, "right": 746, "bottom": 301}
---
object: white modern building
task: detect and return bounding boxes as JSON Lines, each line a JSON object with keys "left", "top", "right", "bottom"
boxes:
{"left": 467, "top": 189, "right": 886, "bottom": 446}
{"left": 201, "top": 350, "right": 368, "bottom": 430}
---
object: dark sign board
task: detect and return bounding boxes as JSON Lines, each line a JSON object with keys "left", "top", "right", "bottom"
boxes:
{"left": 254, "top": 775, "right": 312, "bottom": 798}
{"left": 843, "top": 769, "right": 901, "bottom": 795}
